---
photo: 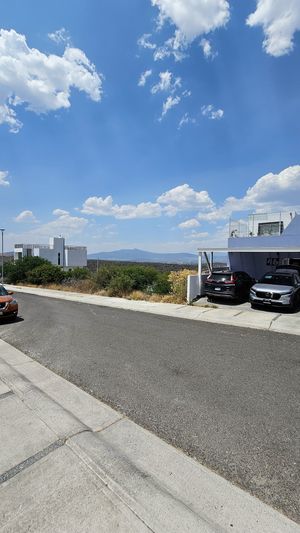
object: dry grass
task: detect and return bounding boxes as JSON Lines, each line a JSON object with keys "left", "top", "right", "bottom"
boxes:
{"left": 14, "top": 281, "right": 187, "bottom": 305}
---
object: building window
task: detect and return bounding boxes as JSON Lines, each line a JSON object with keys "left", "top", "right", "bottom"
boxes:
{"left": 58, "top": 252, "right": 61, "bottom": 266}
{"left": 26, "top": 248, "right": 32, "bottom": 257}
{"left": 258, "top": 221, "right": 284, "bottom": 236}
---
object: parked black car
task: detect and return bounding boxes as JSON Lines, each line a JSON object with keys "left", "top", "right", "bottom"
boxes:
{"left": 250, "top": 269, "right": 300, "bottom": 311}
{"left": 204, "top": 270, "right": 254, "bottom": 301}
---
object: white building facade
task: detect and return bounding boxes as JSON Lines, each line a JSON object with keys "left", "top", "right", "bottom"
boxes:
{"left": 14, "top": 237, "right": 87, "bottom": 269}
{"left": 187, "top": 211, "right": 300, "bottom": 302}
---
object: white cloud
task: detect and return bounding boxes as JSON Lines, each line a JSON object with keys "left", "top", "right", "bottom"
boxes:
{"left": 198, "top": 165, "right": 300, "bottom": 221}
{"left": 14, "top": 210, "right": 37, "bottom": 223}
{"left": 178, "top": 112, "right": 196, "bottom": 129}
{"left": 81, "top": 196, "right": 162, "bottom": 219}
{"left": 157, "top": 184, "right": 214, "bottom": 213}
{"left": 247, "top": 0, "right": 300, "bottom": 57}
{"left": 33, "top": 213, "right": 88, "bottom": 237}
{"left": 0, "top": 104, "right": 23, "bottom": 133}
{"left": 0, "top": 29, "right": 103, "bottom": 132}
{"left": 178, "top": 218, "right": 200, "bottom": 229}
{"left": 138, "top": 69, "right": 152, "bottom": 87}
{"left": 185, "top": 230, "right": 209, "bottom": 240}
{"left": 53, "top": 208, "right": 69, "bottom": 216}
{"left": 200, "top": 38, "right": 217, "bottom": 59}
{"left": 153, "top": 30, "right": 189, "bottom": 62}
{"left": 48, "top": 28, "right": 71, "bottom": 45}
{"left": 151, "top": 0, "right": 230, "bottom": 41}
{"left": 0, "top": 170, "right": 10, "bottom": 186}
{"left": 151, "top": 71, "right": 181, "bottom": 94}
{"left": 201, "top": 104, "right": 224, "bottom": 120}
{"left": 137, "top": 33, "right": 157, "bottom": 50}
{"left": 160, "top": 95, "right": 181, "bottom": 118}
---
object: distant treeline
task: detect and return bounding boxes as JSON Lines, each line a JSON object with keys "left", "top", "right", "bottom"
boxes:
{"left": 87, "top": 259, "right": 226, "bottom": 273}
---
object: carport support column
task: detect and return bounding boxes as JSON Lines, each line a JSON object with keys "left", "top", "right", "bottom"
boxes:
{"left": 198, "top": 252, "right": 202, "bottom": 297}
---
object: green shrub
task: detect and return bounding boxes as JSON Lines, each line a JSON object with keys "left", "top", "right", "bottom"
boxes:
{"left": 26, "top": 264, "right": 65, "bottom": 285}
{"left": 120, "top": 266, "right": 159, "bottom": 291}
{"left": 67, "top": 267, "right": 90, "bottom": 280}
{"left": 107, "top": 274, "right": 134, "bottom": 297}
{"left": 94, "top": 266, "right": 116, "bottom": 289}
{"left": 4, "top": 256, "right": 50, "bottom": 284}
{"left": 152, "top": 272, "right": 171, "bottom": 295}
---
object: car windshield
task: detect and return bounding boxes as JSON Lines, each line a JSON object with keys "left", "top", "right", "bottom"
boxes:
{"left": 0, "top": 285, "right": 8, "bottom": 296}
{"left": 210, "top": 273, "right": 231, "bottom": 282}
{"left": 260, "top": 274, "right": 295, "bottom": 286}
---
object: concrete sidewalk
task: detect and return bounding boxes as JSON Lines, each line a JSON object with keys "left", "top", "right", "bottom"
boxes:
{"left": 6, "top": 284, "right": 300, "bottom": 336}
{"left": 0, "top": 339, "right": 299, "bottom": 532}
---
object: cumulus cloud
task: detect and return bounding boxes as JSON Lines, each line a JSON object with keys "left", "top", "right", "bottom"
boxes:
{"left": 81, "top": 196, "right": 162, "bottom": 219}
{"left": 151, "top": 71, "right": 181, "bottom": 94}
{"left": 157, "top": 184, "right": 214, "bottom": 213}
{"left": 201, "top": 104, "right": 224, "bottom": 120}
{"left": 138, "top": 69, "right": 152, "bottom": 87}
{"left": 200, "top": 38, "right": 217, "bottom": 59}
{"left": 14, "top": 210, "right": 38, "bottom": 223}
{"left": 198, "top": 165, "right": 300, "bottom": 221}
{"left": 247, "top": 0, "right": 300, "bottom": 57}
{"left": 0, "top": 29, "right": 103, "bottom": 132}
{"left": 53, "top": 209, "right": 69, "bottom": 216}
{"left": 151, "top": 0, "right": 230, "bottom": 41}
{"left": 48, "top": 28, "right": 71, "bottom": 45}
{"left": 0, "top": 170, "right": 10, "bottom": 186}
{"left": 33, "top": 213, "right": 88, "bottom": 237}
{"left": 178, "top": 218, "right": 200, "bottom": 229}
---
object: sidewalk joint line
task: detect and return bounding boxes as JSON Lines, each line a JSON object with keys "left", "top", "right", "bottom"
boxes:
{"left": 0, "top": 439, "right": 65, "bottom": 485}
{"left": 0, "top": 390, "right": 14, "bottom": 401}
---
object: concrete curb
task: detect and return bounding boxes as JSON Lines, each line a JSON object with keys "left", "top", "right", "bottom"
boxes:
{"left": 6, "top": 284, "right": 300, "bottom": 336}
{"left": 0, "top": 339, "right": 299, "bottom": 532}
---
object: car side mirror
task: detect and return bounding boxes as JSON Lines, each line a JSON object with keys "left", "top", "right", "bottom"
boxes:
{"left": 7, "top": 291, "right": 14, "bottom": 295}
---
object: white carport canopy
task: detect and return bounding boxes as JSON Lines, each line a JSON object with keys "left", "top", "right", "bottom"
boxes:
{"left": 197, "top": 246, "right": 300, "bottom": 275}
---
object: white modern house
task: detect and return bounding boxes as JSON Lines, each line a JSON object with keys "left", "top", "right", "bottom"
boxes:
{"left": 14, "top": 237, "right": 87, "bottom": 269}
{"left": 187, "top": 211, "right": 300, "bottom": 302}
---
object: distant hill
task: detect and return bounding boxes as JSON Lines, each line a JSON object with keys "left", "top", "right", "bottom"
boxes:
{"left": 88, "top": 248, "right": 198, "bottom": 264}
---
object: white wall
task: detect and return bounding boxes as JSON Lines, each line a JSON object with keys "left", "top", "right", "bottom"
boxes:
{"left": 187, "top": 274, "right": 208, "bottom": 303}
{"left": 65, "top": 248, "right": 87, "bottom": 267}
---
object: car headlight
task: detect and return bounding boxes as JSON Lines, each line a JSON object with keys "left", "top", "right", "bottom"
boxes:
{"left": 10, "top": 299, "right": 18, "bottom": 305}
{"left": 250, "top": 288, "right": 256, "bottom": 295}
{"left": 280, "top": 290, "right": 293, "bottom": 295}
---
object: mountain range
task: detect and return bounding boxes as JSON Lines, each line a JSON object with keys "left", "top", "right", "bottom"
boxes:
{"left": 88, "top": 248, "right": 199, "bottom": 264}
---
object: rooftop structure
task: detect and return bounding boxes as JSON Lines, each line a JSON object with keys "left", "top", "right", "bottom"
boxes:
{"left": 14, "top": 237, "right": 87, "bottom": 269}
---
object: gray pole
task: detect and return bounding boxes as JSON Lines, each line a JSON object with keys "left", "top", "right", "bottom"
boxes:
{"left": 0, "top": 229, "right": 4, "bottom": 284}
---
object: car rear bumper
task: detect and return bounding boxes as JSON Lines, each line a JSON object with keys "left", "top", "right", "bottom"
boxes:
{"left": 205, "top": 289, "right": 236, "bottom": 299}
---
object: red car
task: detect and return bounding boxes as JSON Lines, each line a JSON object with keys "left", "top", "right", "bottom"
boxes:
{"left": 0, "top": 285, "right": 18, "bottom": 320}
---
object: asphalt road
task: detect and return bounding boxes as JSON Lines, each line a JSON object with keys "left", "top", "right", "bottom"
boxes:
{"left": 0, "top": 293, "right": 299, "bottom": 522}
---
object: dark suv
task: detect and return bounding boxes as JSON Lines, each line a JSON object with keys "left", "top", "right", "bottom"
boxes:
{"left": 204, "top": 270, "right": 254, "bottom": 301}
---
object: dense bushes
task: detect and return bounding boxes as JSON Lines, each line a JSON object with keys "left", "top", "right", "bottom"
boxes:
{"left": 4, "top": 257, "right": 191, "bottom": 302}
{"left": 4, "top": 257, "right": 88, "bottom": 286}
{"left": 4, "top": 256, "right": 50, "bottom": 284}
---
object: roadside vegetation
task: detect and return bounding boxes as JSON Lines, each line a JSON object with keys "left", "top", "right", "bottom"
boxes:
{"left": 4, "top": 257, "right": 196, "bottom": 304}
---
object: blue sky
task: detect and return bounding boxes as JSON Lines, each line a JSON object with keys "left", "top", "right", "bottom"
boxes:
{"left": 1, "top": 0, "right": 300, "bottom": 253}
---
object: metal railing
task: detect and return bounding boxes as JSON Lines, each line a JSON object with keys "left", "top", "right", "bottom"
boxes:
{"left": 229, "top": 211, "right": 296, "bottom": 238}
